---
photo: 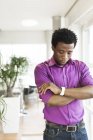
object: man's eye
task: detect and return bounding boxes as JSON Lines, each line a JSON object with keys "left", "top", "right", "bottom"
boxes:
{"left": 59, "top": 51, "right": 64, "bottom": 54}
{"left": 68, "top": 52, "right": 72, "bottom": 55}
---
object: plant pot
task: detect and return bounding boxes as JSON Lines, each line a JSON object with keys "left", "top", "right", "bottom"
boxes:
{"left": 0, "top": 121, "right": 4, "bottom": 139}
{"left": 2, "top": 96, "right": 20, "bottom": 133}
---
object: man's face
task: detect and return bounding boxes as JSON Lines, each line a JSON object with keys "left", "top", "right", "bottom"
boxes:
{"left": 52, "top": 42, "right": 74, "bottom": 65}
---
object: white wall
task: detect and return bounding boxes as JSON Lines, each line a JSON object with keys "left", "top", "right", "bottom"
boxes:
{"left": 0, "top": 31, "right": 45, "bottom": 44}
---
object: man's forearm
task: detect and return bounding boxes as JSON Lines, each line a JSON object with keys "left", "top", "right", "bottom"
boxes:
{"left": 47, "top": 95, "right": 75, "bottom": 106}
{"left": 65, "top": 86, "right": 93, "bottom": 99}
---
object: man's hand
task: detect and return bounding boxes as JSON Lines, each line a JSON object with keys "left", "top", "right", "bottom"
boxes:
{"left": 38, "top": 82, "right": 61, "bottom": 95}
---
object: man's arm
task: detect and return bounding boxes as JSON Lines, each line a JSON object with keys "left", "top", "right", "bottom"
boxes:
{"left": 65, "top": 86, "right": 93, "bottom": 99}
{"left": 38, "top": 82, "right": 75, "bottom": 106}
{"left": 38, "top": 83, "right": 93, "bottom": 99}
{"left": 47, "top": 95, "right": 74, "bottom": 106}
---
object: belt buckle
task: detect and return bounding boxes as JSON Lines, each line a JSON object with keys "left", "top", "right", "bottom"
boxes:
{"left": 66, "top": 125, "right": 77, "bottom": 132}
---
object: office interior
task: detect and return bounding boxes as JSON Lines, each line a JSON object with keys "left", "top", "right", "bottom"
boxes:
{"left": 0, "top": 0, "right": 93, "bottom": 140}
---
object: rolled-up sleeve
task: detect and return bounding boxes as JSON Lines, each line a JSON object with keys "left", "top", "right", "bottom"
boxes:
{"left": 80, "top": 62, "right": 93, "bottom": 86}
{"left": 34, "top": 63, "right": 53, "bottom": 103}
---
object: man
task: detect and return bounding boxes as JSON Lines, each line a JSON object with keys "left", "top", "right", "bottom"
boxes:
{"left": 34, "top": 28, "right": 93, "bottom": 140}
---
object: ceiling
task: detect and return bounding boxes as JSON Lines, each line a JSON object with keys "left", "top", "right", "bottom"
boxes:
{"left": 0, "top": 0, "right": 77, "bottom": 31}
{"left": 0, "top": 0, "right": 93, "bottom": 31}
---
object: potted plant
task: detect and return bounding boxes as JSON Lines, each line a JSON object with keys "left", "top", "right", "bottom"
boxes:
{"left": 0, "top": 56, "right": 28, "bottom": 97}
{"left": 0, "top": 56, "right": 29, "bottom": 133}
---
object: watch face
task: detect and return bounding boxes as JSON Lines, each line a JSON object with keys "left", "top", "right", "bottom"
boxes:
{"left": 60, "top": 87, "right": 65, "bottom": 96}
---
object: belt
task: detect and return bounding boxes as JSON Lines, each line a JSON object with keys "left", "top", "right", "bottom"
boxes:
{"left": 46, "top": 120, "right": 85, "bottom": 132}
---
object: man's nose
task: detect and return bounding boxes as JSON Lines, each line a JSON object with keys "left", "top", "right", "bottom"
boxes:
{"left": 62, "top": 53, "right": 68, "bottom": 59}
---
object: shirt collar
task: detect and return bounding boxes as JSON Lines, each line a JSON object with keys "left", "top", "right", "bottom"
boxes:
{"left": 48, "top": 57, "right": 56, "bottom": 66}
{"left": 48, "top": 57, "right": 74, "bottom": 67}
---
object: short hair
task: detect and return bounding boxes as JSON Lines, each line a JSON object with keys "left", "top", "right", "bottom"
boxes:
{"left": 51, "top": 28, "right": 77, "bottom": 48}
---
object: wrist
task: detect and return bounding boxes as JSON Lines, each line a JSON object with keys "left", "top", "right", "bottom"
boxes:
{"left": 60, "top": 87, "right": 65, "bottom": 96}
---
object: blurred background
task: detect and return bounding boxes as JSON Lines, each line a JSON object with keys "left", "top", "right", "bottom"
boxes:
{"left": 0, "top": 0, "right": 93, "bottom": 140}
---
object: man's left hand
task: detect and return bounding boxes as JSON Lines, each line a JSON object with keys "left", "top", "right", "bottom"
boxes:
{"left": 38, "top": 82, "right": 61, "bottom": 95}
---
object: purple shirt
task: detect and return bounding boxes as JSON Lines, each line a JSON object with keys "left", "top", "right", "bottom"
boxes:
{"left": 34, "top": 57, "right": 93, "bottom": 125}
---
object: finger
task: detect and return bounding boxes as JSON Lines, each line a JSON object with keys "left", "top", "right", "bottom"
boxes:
{"left": 38, "top": 84, "right": 47, "bottom": 92}
{"left": 38, "top": 83, "right": 49, "bottom": 94}
{"left": 39, "top": 87, "right": 48, "bottom": 94}
{"left": 41, "top": 88, "right": 47, "bottom": 94}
